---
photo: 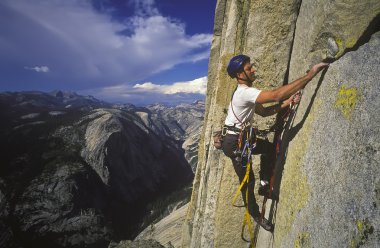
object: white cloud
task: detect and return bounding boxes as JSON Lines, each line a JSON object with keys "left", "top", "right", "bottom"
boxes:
{"left": 133, "top": 82, "right": 159, "bottom": 91}
{"left": 131, "top": 0, "right": 160, "bottom": 16}
{"left": 1, "top": 0, "right": 212, "bottom": 89}
{"left": 133, "top": 77, "right": 207, "bottom": 94}
{"left": 24, "top": 66, "right": 50, "bottom": 73}
{"left": 81, "top": 76, "right": 207, "bottom": 105}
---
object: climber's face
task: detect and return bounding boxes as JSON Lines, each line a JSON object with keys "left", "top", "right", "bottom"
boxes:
{"left": 237, "top": 62, "right": 256, "bottom": 85}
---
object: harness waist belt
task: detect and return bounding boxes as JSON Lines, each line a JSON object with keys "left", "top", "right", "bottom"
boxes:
{"left": 224, "top": 125, "right": 251, "bottom": 132}
{"left": 226, "top": 130, "right": 240, "bottom": 135}
{"left": 224, "top": 125, "right": 242, "bottom": 132}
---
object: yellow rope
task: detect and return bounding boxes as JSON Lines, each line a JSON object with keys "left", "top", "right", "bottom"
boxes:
{"left": 231, "top": 159, "right": 250, "bottom": 206}
{"left": 244, "top": 162, "right": 254, "bottom": 246}
{"left": 231, "top": 129, "right": 255, "bottom": 246}
{"left": 232, "top": 130, "right": 251, "bottom": 206}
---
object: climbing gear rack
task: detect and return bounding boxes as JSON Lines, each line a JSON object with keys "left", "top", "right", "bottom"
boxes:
{"left": 231, "top": 126, "right": 257, "bottom": 245}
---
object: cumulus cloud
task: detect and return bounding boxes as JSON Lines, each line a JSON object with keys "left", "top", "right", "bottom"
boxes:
{"left": 81, "top": 76, "right": 207, "bottom": 105}
{"left": 0, "top": 0, "right": 212, "bottom": 90}
{"left": 133, "top": 77, "right": 207, "bottom": 94}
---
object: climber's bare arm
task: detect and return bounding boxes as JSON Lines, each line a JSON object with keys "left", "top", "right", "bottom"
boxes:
{"left": 255, "top": 62, "right": 328, "bottom": 104}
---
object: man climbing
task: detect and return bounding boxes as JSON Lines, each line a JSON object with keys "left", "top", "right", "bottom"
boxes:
{"left": 222, "top": 54, "right": 328, "bottom": 231}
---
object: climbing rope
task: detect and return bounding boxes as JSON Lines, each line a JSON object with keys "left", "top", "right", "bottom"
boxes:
{"left": 260, "top": 91, "right": 302, "bottom": 221}
{"left": 231, "top": 92, "right": 302, "bottom": 245}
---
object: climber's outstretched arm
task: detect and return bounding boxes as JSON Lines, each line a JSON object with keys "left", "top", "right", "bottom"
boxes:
{"left": 255, "top": 62, "right": 328, "bottom": 104}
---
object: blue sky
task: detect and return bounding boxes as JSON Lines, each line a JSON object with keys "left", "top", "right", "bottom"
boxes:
{"left": 0, "top": 0, "right": 216, "bottom": 105}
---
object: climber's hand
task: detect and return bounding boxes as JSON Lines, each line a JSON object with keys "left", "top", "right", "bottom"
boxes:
{"left": 307, "top": 62, "right": 329, "bottom": 79}
{"left": 282, "top": 91, "right": 301, "bottom": 108}
{"left": 291, "top": 91, "right": 301, "bottom": 105}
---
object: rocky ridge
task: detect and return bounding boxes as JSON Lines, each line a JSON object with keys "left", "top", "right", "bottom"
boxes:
{"left": 0, "top": 91, "right": 204, "bottom": 248}
{"left": 145, "top": 101, "right": 204, "bottom": 172}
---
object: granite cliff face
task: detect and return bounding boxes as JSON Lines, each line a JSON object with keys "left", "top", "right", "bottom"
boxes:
{"left": 183, "top": 1, "right": 380, "bottom": 247}
{"left": 0, "top": 92, "right": 203, "bottom": 247}
{"left": 145, "top": 101, "right": 205, "bottom": 172}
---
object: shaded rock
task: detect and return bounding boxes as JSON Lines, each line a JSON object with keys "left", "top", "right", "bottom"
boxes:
{"left": 0, "top": 92, "right": 200, "bottom": 247}
{"left": 0, "top": 183, "right": 18, "bottom": 248}
{"left": 81, "top": 108, "right": 193, "bottom": 204}
{"left": 13, "top": 161, "right": 111, "bottom": 248}
{"left": 55, "top": 91, "right": 64, "bottom": 98}
{"left": 109, "top": 239, "right": 165, "bottom": 248}
{"left": 182, "top": 131, "right": 201, "bottom": 172}
{"left": 136, "top": 203, "right": 188, "bottom": 247}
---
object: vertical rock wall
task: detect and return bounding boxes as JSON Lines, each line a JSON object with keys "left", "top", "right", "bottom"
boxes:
{"left": 182, "top": 0, "right": 380, "bottom": 247}
{"left": 275, "top": 0, "right": 380, "bottom": 246}
{"left": 182, "top": 0, "right": 301, "bottom": 247}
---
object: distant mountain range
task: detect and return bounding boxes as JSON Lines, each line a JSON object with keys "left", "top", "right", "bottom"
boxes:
{"left": 0, "top": 91, "right": 204, "bottom": 248}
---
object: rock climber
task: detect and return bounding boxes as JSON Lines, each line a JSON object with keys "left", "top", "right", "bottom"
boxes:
{"left": 222, "top": 54, "right": 328, "bottom": 231}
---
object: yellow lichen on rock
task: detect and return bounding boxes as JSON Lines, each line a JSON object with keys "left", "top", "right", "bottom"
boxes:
{"left": 350, "top": 219, "right": 374, "bottom": 248}
{"left": 334, "top": 37, "right": 363, "bottom": 58}
{"left": 294, "top": 232, "right": 311, "bottom": 248}
{"left": 335, "top": 84, "right": 359, "bottom": 119}
{"left": 335, "top": 37, "right": 345, "bottom": 58}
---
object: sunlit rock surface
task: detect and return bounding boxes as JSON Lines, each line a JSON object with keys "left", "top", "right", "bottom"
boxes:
{"left": 182, "top": 0, "right": 380, "bottom": 247}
